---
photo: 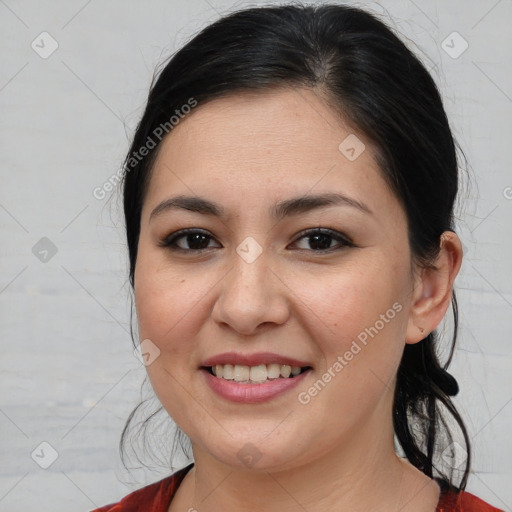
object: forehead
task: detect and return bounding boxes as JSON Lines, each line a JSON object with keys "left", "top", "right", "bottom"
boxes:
{"left": 143, "top": 87, "right": 401, "bottom": 224}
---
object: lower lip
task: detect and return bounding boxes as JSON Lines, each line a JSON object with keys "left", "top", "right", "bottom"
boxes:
{"left": 201, "top": 368, "right": 311, "bottom": 403}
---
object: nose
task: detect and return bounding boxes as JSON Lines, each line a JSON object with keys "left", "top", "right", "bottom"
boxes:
{"left": 211, "top": 247, "right": 290, "bottom": 336}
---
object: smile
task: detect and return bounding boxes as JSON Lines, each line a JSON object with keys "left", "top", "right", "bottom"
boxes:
{"left": 207, "top": 363, "right": 310, "bottom": 383}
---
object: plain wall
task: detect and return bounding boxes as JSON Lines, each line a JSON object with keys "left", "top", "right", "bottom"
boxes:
{"left": 0, "top": 0, "right": 511, "bottom": 510}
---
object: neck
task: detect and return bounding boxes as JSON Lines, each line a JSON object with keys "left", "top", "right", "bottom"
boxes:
{"left": 176, "top": 404, "right": 440, "bottom": 512}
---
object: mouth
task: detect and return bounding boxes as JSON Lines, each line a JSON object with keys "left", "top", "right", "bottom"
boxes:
{"left": 202, "top": 363, "right": 313, "bottom": 384}
{"left": 199, "top": 352, "right": 314, "bottom": 402}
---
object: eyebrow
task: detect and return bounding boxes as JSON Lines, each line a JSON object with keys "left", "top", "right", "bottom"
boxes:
{"left": 149, "top": 192, "right": 372, "bottom": 223}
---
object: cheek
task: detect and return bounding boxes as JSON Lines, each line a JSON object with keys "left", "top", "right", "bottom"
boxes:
{"left": 293, "top": 268, "right": 408, "bottom": 423}
{"left": 133, "top": 259, "right": 210, "bottom": 421}
{"left": 293, "top": 258, "right": 411, "bottom": 410}
{"left": 134, "top": 255, "right": 220, "bottom": 360}
{"left": 300, "top": 259, "right": 407, "bottom": 341}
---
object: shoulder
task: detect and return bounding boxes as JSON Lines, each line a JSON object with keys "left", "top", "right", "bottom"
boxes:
{"left": 438, "top": 489, "right": 505, "bottom": 512}
{"left": 90, "top": 463, "right": 194, "bottom": 512}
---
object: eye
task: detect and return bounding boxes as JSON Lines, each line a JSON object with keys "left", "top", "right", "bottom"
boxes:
{"left": 159, "top": 227, "right": 354, "bottom": 253}
{"left": 158, "top": 228, "right": 220, "bottom": 252}
{"left": 290, "top": 228, "right": 354, "bottom": 252}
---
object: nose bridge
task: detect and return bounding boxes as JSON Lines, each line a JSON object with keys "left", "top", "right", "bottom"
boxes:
{"left": 212, "top": 238, "right": 289, "bottom": 333}
{"left": 228, "top": 238, "right": 271, "bottom": 304}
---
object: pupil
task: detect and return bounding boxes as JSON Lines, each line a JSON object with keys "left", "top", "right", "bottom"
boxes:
{"left": 310, "top": 234, "right": 331, "bottom": 250}
{"left": 188, "top": 233, "right": 209, "bottom": 250}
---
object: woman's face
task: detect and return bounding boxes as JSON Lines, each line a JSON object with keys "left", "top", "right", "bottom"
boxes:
{"left": 134, "top": 88, "right": 417, "bottom": 471}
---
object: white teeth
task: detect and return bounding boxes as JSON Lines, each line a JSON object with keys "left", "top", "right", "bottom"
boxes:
{"left": 280, "top": 365, "right": 291, "bottom": 378}
{"left": 267, "top": 363, "right": 281, "bottom": 379}
{"left": 249, "top": 364, "right": 268, "bottom": 382}
{"left": 234, "top": 364, "right": 250, "bottom": 382}
{"left": 223, "top": 364, "right": 234, "bottom": 380}
{"left": 210, "top": 363, "right": 305, "bottom": 382}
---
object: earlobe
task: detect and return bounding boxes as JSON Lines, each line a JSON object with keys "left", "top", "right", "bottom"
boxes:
{"left": 405, "top": 231, "right": 463, "bottom": 345}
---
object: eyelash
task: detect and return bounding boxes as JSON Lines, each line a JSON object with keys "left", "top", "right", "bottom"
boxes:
{"left": 158, "top": 227, "right": 355, "bottom": 254}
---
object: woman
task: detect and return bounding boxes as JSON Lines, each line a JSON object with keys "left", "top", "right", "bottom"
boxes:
{"left": 92, "top": 4, "right": 503, "bottom": 511}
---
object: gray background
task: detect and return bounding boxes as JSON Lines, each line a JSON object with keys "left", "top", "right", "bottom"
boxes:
{"left": 0, "top": 0, "right": 511, "bottom": 510}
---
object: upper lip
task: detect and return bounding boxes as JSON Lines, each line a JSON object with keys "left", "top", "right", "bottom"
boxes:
{"left": 200, "top": 352, "right": 312, "bottom": 368}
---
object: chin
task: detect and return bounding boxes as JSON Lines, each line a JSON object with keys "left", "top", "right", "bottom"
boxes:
{"left": 192, "top": 428, "right": 313, "bottom": 473}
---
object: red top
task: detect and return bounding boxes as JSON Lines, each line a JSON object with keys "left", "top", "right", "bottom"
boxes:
{"left": 91, "top": 463, "right": 504, "bottom": 512}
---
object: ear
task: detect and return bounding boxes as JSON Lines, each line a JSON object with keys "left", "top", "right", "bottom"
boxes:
{"left": 406, "top": 231, "right": 463, "bottom": 344}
